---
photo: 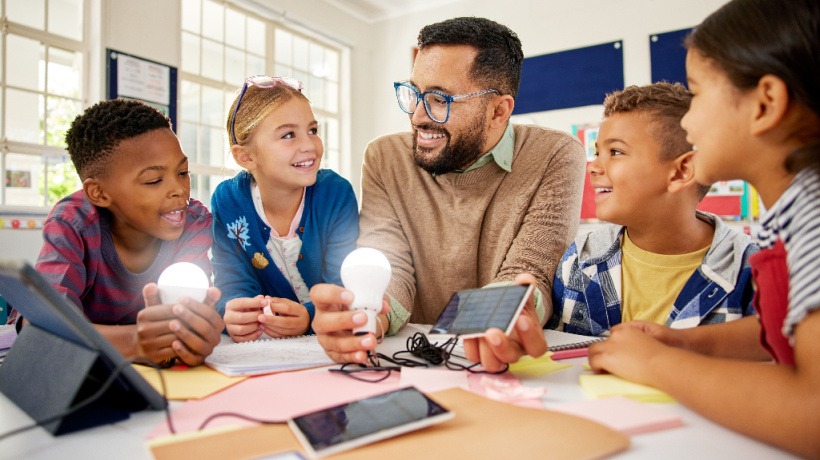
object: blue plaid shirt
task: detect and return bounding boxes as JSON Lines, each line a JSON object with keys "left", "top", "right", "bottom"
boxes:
{"left": 549, "top": 212, "right": 758, "bottom": 336}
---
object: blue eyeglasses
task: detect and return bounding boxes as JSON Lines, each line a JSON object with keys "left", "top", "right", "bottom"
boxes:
{"left": 393, "top": 81, "right": 499, "bottom": 124}
{"left": 230, "top": 76, "right": 303, "bottom": 145}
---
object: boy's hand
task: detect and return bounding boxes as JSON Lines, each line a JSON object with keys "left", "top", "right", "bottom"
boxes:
{"left": 462, "top": 273, "right": 547, "bottom": 373}
{"left": 309, "top": 283, "right": 389, "bottom": 364}
{"left": 141, "top": 283, "right": 224, "bottom": 366}
{"left": 224, "top": 296, "right": 266, "bottom": 342}
{"left": 588, "top": 326, "right": 666, "bottom": 384}
{"left": 258, "top": 297, "right": 310, "bottom": 338}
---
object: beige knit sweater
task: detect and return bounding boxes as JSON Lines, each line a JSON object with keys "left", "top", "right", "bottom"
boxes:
{"left": 358, "top": 124, "right": 585, "bottom": 325}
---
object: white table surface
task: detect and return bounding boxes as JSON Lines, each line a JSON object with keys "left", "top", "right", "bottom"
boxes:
{"left": 0, "top": 327, "right": 796, "bottom": 460}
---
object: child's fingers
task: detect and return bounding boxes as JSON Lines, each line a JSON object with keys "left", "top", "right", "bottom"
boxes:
{"left": 227, "top": 323, "right": 263, "bottom": 341}
{"left": 142, "top": 283, "right": 163, "bottom": 307}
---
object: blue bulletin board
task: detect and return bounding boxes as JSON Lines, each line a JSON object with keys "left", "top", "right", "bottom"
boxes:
{"left": 514, "top": 41, "right": 624, "bottom": 115}
{"left": 649, "top": 28, "right": 693, "bottom": 86}
{"left": 105, "top": 49, "right": 178, "bottom": 132}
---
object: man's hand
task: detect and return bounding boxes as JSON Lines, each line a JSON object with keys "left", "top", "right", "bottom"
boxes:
{"left": 462, "top": 273, "right": 547, "bottom": 372}
{"left": 141, "top": 283, "right": 224, "bottom": 366}
{"left": 309, "top": 283, "right": 389, "bottom": 364}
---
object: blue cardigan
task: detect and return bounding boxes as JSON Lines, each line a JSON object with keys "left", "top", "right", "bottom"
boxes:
{"left": 211, "top": 169, "right": 359, "bottom": 321}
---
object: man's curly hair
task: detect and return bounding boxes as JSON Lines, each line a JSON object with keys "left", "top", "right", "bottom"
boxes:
{"left": 65, "top": 99, "right": 172, "bottom": 179}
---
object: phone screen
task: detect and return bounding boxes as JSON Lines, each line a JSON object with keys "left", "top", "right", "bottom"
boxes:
{"left": 289, "top": 386, "right": 452, "bottom": 458}
{"left": 430, "top": 284, "right": 533, "bottom": 338}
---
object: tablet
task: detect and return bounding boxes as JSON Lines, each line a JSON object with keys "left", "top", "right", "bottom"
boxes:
{"left": 288, "top": 386, "right": 453, "bottom": 458}
{"left": 0, "top": 259, "right": 165, "bottom": 430}
{"left": 429, "top": 284, "right": 534, "bottom": 339}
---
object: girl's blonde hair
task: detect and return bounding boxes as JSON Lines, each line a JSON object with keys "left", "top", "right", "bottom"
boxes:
{"left": 226, "top": 82, "right": 308, "bottom": 147}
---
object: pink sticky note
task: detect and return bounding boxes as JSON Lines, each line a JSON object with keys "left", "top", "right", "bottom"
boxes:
{"left": 467, "top": 373, "right": 545, "bottom": 409}
{"left": 550, "top": 396, "right": 683, "bottom": 435}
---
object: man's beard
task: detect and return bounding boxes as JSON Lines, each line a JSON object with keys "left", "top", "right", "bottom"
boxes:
{"left": 412, "top": 119, "right": 487, "bottom": 175}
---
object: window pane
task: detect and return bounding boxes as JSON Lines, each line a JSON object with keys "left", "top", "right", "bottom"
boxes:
{"left": 224, "top": 48, "right": 245, "bottom": 86}
{"left": 45, "top": 96, "right": 81, "bottom": 147}
{"left": 48, "top": 0, "right": 83, "bottom": 41}
{"left": 275, "top": 29, "right": 292, "bottom": 65}
{"left": 201, "top": 85, "right": 224, "bottom": 126}
{"left": 274, "top": 63, "right": 292, "bottom": 79}
{"left": 47, "top": 47, "right": 83, "bottom": 98}
{"left": 309, "top": 76, "right": 324, "bottom": 110}
{"left": 7, "top": 0, "right": 45, "bottom": 30}
{"left": 247, "top": 55, "right": 265, "bottom": 78}
{"left": 6, "top": 90, "right": 43, "bottom": 143}
{"left": 326, "top": 81, "right": 339, "bottom": 113}
{"left": 180, "top": 122, "right": 198, "bottom": 160}
{"left": 292, "top": 36, "right": 308, "bottom": 71}
{"left": 181, "top": 32, "right": 201, "bottom": 74}
{"left": 325, "top": 117, "right": 339, "bottom": 151}
{"left": 181, "top": 0, "right": 201, "bottom": 34}
{"left": 207, "top": 126, "right": 226, "bottom": 167}
{"left": 45, "top": 153, "right": 80, "bottom": 205}
{"left": 309, "top": 43, "right": 324, "bottom": 75}
{"left": 201, "top": 39, "right": 224, "bottom": 81}
{"left": 4, "top": 153, "right": 45, "bottom": 207}
{"left": 202, "top": 0, "right": 224, "bottom": 42}
{"left": 181, "top": 80, "right": 200, "bottom": 122}
{"left": 225, "top": 9, "right": 245, "bottom": 49}
{"left": 326, "top": 49, "right": 339, "bottom": 82}
{"left": 247, "top": 18, "right": 266, "bottom": 55}
{"left": 7, "top": 35, "right": 44, "bottom": 92}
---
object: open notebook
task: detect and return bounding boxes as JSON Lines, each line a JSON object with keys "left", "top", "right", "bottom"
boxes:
{"left": 204, "top": 335, "right": 335, "bottom": 377}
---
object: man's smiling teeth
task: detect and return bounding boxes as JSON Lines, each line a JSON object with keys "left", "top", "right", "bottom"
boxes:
{"left": 419, "top": 131, "right": 445, "bottom": 140}
{"left": 292, "top": 159, "right": 314, "bottom": 167}
{"left": 595, "top": 187, "right": 613, "bottom": 193}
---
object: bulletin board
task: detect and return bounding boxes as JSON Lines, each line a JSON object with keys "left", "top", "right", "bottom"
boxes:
{"left": 105, "top": 49, "right": 178, "bottom": 132}
{"left": 515, "top": 41, "right": 624, "bottom": 115}
{"left": 649, "top": 28, "right": 692, "bottom": 86}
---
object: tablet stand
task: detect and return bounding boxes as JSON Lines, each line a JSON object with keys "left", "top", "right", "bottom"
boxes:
{"left": 0, "top": 324, "right": 143, "bottom": 435}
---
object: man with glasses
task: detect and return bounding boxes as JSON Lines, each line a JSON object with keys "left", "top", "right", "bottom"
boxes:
{"left": 310, "top": 17, "right": 585, "bottom": 371}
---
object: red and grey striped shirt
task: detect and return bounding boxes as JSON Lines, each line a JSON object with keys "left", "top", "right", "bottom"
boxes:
{"left": 34, "top": 190, "right": 213, "bottom": 325}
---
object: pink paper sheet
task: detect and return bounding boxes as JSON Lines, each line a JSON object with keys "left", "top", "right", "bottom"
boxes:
{"left": 550, "top": 396, "right": 683, "bottom": 435}
{"left": 147, "top": 367, "right": 402, "bottom": 439}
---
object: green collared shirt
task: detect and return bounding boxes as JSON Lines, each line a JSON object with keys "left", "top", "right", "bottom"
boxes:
{"left": 385, "top": 122, "right": 546, "bottom": 335}
{"left": 456, "top": 122, "right": 515, "bottom": 174}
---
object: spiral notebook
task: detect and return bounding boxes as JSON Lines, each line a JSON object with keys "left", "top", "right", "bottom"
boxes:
{"left": 204, "top": 335, "right": 335, "bottom": 377}
{"left": 546, "top": 330, "right": 605, "bottom": 352}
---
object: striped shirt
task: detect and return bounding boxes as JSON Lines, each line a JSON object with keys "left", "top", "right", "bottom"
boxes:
{"left": 756, "top": 167, "right": 820, "bottom": 338}
{"left": 34, "top": 190, "right": 213, "bottom": 325}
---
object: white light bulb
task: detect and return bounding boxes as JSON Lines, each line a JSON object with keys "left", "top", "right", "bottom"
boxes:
{"left": 340, "top": 248, "right": 392, "bottom": 335}
{"left": 157, "top": 262, "right": 209, "bottom": 305}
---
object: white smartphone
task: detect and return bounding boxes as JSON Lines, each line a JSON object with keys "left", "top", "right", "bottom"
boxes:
{"left": 288, "top": 386, "right": 453, "bottom": 458}
{"left": 429, "top": 284, "right": 534, "bottom": 339}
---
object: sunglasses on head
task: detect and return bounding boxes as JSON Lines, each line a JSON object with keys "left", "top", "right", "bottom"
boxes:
{"left": 230, "top": 76, "right": 304, "bottom": 145}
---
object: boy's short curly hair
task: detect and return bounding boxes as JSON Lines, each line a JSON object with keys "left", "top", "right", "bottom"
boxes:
{"left": 603, "top": 82, "right": 711, "bottom": 198}
{"left": 65, "top": 99, "right": 172, "bottom": 180}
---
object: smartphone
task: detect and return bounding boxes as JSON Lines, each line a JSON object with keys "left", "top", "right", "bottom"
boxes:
{"left": 429, "top": 284, "right": 534, "bottom": 339}
{"left": 288, "top": 386, "right": 453, "bottom": 458}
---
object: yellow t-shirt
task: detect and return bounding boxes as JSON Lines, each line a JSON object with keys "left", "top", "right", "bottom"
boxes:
{"left": 621, "top": 230, "right": 710, "bottom": 324}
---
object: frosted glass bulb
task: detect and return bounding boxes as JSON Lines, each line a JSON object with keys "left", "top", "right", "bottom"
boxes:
{"left": 157, "top": 262, "right": 209, "bottom": 305}
{"left": 340, "top": 248, "right": 392, "bottom": 335}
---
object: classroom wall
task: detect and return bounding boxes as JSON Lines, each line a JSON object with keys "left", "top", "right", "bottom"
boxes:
{"left": 1, "top": 0, "right": 730, "bottom": 262}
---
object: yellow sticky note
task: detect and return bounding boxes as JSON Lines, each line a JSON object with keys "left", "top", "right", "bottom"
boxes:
{"left": 133, "top": 364, "right": 247, "bottom": 400}
{"left": 579, "top": 374, "right": 675, "bottom": 403}
{"left": 509, "top": 354, "right": 572, "bottom": 377}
